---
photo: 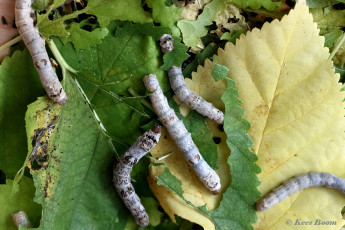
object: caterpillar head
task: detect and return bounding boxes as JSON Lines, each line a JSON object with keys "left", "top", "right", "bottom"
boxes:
{"left": 159, "top": 34, "right": 174, "bottom": 53}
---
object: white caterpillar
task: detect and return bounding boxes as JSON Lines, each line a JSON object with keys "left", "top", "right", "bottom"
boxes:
{"left": 256, "top": 172, "right": 345, "bottom": 211}
{"left": 15, "top": 0, "right": 68, "bottom": 105}
{"left": 12, "top": 211, "right": 31, "bottom": 228}
{"left": 143, "top": 74, "right": 221, "bottom": 194}
{"left": 113, "top": 126, "right": 161, "bottom": 226}
{"left": 159, "top": 34, "right": 224, "bottom": 124}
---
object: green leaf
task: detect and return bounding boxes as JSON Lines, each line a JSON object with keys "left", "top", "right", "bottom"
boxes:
{"left": 205, "top": 63, "right": 261, "bottom": 229}
{"left": 156, "top": 164, "right": 185, "bottom": 200}
{"left": 161, "top": 36, "right": 190, "bottom": 70}
{"left": 177, "top": 0, "right": 226, "bottom": 47}
{"left": 230, "top": 0, "right": 282, "bottom": 11}
{"left": 32, "top": 0, "right": 53, "bottom": 11}
{"left": 25, "top": 72, "right": 131, "bottom": 229}
{"left": 0, "top": 177, "right": 42, "bottom": 230}
{"left": 324, "top": 29, "right": 343, "bottom": 48}
{"left": 37, "top": 0, "right": 152, "bottom": 38}
{"left": 302, "top": 0, "right": 345, "bottom": 8}
{"left": 55, "top": 21, "right": 169, "bottom": 147}
{"left": 61, "top": 23, "right": 109, "bottom": 50}
{"left": 146, "top": 0, "right": 183, "bottom": 27}
{"left": 114, "top": 22, "right": 171, "bottom": 41}
{"left": 183, "top": 43, "right": 225, "bottom": 79}
{"left": 0, "top": 50, "right": 45, "bottom": 179}
{"left": 220, "top": 30, "right": 246, "bottom": 43}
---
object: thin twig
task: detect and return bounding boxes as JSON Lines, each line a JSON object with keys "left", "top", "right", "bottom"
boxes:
{"left": 0, "top": 36, "right": 22, "bottom": 53}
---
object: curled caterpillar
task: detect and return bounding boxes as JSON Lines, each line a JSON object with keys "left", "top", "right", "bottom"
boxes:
{"left": 15, "top": 0, "right": 68, "bottom": 105}
{"left": 113, "top": 126, "right": 161, "bottom": 226}
{"left": 143, "top": 74, "right": 221, "bottom": 194}
{"left": 159, "top": 34, "right": 224, "bottom": 124}
{"left": 12, "top": 211, "right": 30, "bottom": 228}
{"left": 256, "top": 172, "right": 345, "bottom": 211}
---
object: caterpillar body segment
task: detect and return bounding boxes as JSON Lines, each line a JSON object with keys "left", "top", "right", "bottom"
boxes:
{"left": 143, "top": 74, "right": 221, "bottom": 194}
{"left": 256, "top": 172, "right": 345, "bottom": 211}
{"left": 113, "top": 126, "right": 161, "bottom": 226}
{"left": 159, "top": 34, "right": 224, "bottom": 124}
{"left": 15, "top": 0, "right": 68, "bottom": 105}
{"left": 12, "top": 211, "right": 31, "bottom": 228}
{"left": 168, "top": 66, "right": 224, "bottom": 124}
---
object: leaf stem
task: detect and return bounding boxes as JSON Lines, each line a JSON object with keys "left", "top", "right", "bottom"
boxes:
{"left": 0, "top": 36, "right": 22, "bottom": 53}
{"left": 128, "top": 87, "right": 154, "bottom": 112}
{"left": 47, "top": 39, "right": 77, "bottom": 73}
{"left": 329, "top": 32, "right": 345, "bottom": 61}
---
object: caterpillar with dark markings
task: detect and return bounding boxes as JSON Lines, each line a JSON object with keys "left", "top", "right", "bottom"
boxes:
{"left": 15, "top": 0, "right": 68, "bottom": 105}
{"left": 113, "top": 126, "right": 161, "bottom": 227}
{"left": 159, "top": 34, "right": 224, "bottom": 124}
{"left": 256, "top": 172, "right": 345, "bottom": 211}
{"left": 143, "top": 74, "right": 221, "bottom": 194}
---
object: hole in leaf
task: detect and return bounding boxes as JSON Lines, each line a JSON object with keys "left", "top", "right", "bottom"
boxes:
{"left": 212, "top": 137, "right": 221, "bottom": 144}
{"left": 333, "top": 3, "right": 345, "bottom": 10}
{"left": 0, "top": 170, "right": 6, "bottom": 184}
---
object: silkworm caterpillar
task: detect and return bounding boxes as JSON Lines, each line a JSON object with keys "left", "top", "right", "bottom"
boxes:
{"left": 256, "top": 172, "right": 345, "bottom": 211}
{"left": 12, "top": 211, "right": 30, "bottom": 228}
{"left": 143, "top": 74, "right": 221, "bottom": 194}
{"left": 113, "top": 126, "right": 161, "bottom": 226}
{"left": 159, "top": 34, "right": 224, "bottom": 124}
{"left": 15, "top": 0, "right": 68, "bottom": 105}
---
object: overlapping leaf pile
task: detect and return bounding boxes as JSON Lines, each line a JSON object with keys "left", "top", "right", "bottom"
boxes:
{"left": 0, "top": 0, "right": 345, "bottom": 229}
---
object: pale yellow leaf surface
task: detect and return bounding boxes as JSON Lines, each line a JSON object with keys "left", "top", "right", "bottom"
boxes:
{"left": 148, "top": 61, "right": 228, "bottom": 230}
{"left": 214, "top": 1, "right": 345, "bottom": 229}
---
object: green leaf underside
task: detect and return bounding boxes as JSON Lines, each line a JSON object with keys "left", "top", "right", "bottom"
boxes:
{"left": 26, "top": 73, "right": 131, "bottom": 229}
{"left": 177, "top": 0, "right": 226, "bottom": 47}
{"left": 0, "top": 177, "right": 42, "bottom": 230}
{"left": 55, "top": 21, "right": 169, "bottom": 150}
{"left": 37, "top": 0, "right": 152, "bottom": 38}
{"left": 154, "top": 64, "right": 261, "bottom": 230}
{"left": 0, "top": 49, "right": 45, "bottom": 179}
{"left": 161, "top": 36, "right": 190, "bottom": 70}
{"left": 166, "top": 92, "right": 219, "bottom": 169}
{"left": 230, "top": 0, "right": 282, "bottom": 11}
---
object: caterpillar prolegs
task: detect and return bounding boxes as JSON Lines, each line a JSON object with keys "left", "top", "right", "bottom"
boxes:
{"left": 143, "top": 74, "right": 221, "bottom": 194}
{"left": 159, "top": 34, "right": 224, "bottom": 124}
{"left": 15, "top": 0, "right": 68, "bottom": 105}
{"left": 256, "top": 172, "right": 345, "bottom": 211}
{"left": 113, "top": 126, "right": 161, "bottom": 226}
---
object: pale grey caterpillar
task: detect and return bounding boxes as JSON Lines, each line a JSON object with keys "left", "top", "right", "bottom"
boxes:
{"left": 256, "top": 172, "right": 345, "bottom": 211}
{"left": 15, "top": 0, "right": 68, "bottom": 105}
{"left": 12, "top": 211, "right": 31, "bottom": 229}
{"left": 159, "top": 34, "right": 224, "bottom": 124}
{"left": 143, "top": 74, "right": 221, "bottom": 194}
{"left": 113, "top": 126, "right": 161, "bottom": 226}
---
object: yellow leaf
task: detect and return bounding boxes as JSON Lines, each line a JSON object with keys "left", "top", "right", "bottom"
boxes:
{"left": 215, "top": 1, "right": 345, "bottom": 229}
